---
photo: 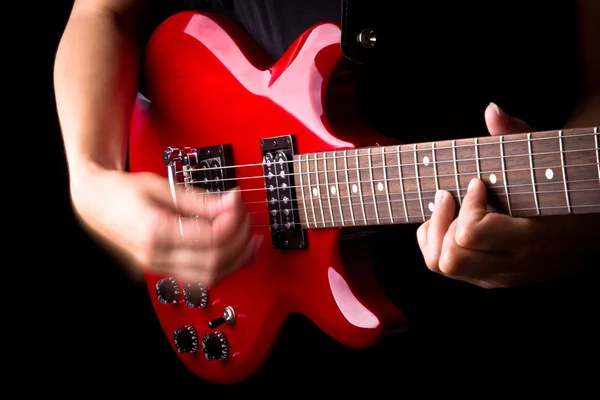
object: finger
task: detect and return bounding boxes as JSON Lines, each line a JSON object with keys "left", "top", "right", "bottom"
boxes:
{"left": 174, "top": 233, "right": 260, "bottom": 286}
{"left": 438, "top": 219, "right": 512, "bottom": 279}
{"left": 423, "top": 190, "right": 456, "bottom": 270}
{"left": 140, "top": 170, "right": 243, "bottom": 219}
{"left": 416, "top": 220, "right": 430, "bottom": 265}
{"left": 485, "top": 102, "right": 534, "bottom": 136}
{"left": 455, "top": 178, "right": 535, "bottom": 251}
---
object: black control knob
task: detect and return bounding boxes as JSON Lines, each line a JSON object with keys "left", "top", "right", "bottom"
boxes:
{"left": 155, "top": 277, "right": 180, "bottom": 304}
{"left": 202, "top": 331, "right": 229, "bottom": 361}
{"left": 174, "top": 325, "right": 199, "bottom": 354}
{"left": 183, "top": 281, "right": 208, "bottom": 308}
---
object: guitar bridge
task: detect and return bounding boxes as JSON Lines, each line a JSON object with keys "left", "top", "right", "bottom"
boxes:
{"left": 164, "top": 144, "right": 236, "bottom": 196}
{"left": 260, "top": 135, "right": 307, "bottom": 250}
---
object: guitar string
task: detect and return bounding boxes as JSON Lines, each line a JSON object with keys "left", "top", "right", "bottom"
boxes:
{"left": 178, "top": 185, "right": 600, "bottom": 229}
{"left": 178, "top": 162, "right": 598, "bottom": 197}
{"left": 175, "top": 147, "right": 599, "bottom": 188}
{"left": 180, "top": 201, "right": 600, "bottom": 229}
{"left": 170, "top": 130, "right": 599, "bottom": 175}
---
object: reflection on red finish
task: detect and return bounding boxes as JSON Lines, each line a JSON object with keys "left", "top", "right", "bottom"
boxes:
{"left": 129, "top": 11, "right": 407, "bottom": 385}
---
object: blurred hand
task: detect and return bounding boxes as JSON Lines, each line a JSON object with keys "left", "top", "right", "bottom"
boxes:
{"left": 416, "top": 103, "right": 595, "bottom": 288}
{"left": 69, "top": 167, "right": 258, "bottom": 285}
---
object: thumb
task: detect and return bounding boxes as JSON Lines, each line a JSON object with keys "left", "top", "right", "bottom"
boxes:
{"left": 485, "top": 102, "right": 534, "bottom": 136}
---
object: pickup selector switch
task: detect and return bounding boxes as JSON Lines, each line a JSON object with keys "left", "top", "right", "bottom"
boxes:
{"left": 155, "top": 277, "right": 180, "bottom": 304}
{"left": 202, "top": 331, "right": 229, "bottom": 361}
{"left": 183, "top": 281, "right": 208, "bottom": 308}
{"left": 174, "top": 325, "right": 199, "bottom": 354}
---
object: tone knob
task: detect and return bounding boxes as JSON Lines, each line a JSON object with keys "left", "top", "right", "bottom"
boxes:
{"left": 155, "top": 277, "right": 180, "bottom": 304}
{"left": 202, "top": 331, "right": 229, "bottom": 361}
{"left": 183, "top": 281, "right": 208, "bottom": 308}
{"left": 174, "top": 325, "right": 199, "bottom": 354}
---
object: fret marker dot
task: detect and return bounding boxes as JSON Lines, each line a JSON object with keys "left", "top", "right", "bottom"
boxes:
{"left": 352, "top": 184, "right": 358, "bottom": 193}
{"left": 489, "top": 174, "right": 497, "bottom": 184}
{"left": 330, "top": 186, "right": 336, "bottom": 195}
{"left": 312, "top": 187, "right": 319, "bottom": 197}
{"left": 545, "top": 169, "right": 554, "bottom": 180}
{"left": 428, "top": 202, "right": 435, "bottom": 212}
{"left": 377, "top": 182, "right": 384, "bottom": 191}
{"left": 423, "top": 156, "right": 430, "bottom": 166}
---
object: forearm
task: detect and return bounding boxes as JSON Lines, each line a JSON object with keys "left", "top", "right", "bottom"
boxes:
{"left": 53, "top": 1, "right": 149, "bottom": 182}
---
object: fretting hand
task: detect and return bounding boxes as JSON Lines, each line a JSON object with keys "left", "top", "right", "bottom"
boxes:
{"left": 416, "top": 103, "right": 596, "bottom": 288}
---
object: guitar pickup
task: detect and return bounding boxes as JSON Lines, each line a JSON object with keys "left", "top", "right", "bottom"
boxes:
{"left": 260, "top": 135, "right": 307, "bottom": 250}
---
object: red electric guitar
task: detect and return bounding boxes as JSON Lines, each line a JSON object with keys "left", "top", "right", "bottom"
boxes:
{"left": 128, "top": 11, "right": 600, "bottom": 384}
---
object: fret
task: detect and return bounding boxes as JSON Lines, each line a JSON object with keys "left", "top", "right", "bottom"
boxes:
{"left": 452, "top": 140, "right": 462, "bottom": 206}
{"left": 499, "top": 136, "right": 512, "bottom": 216}
{"left": 331, "top": 151, "right": 346, "bottom": 226}
{"left": 526, "top": 130, "right": 569, "bottom": 216}
{"left": 397, "top": 144, "right": 420, "bottom": 222}
{"left": 474, "top": 137, "right": 481, "bottom": 179}
{"left": 312, "top": 153, "right": 327, "bottom": 226}
{"left": 382, "top": 147, "right": 394, "bottom": 223}
{"left": 304, "top": 154, "right": 319, "bottom": 227}
{"left": 413, "top": 144, "right": 426, "bottom": 220}
{"left": 367, "top": 148, "right": 380, "bottom": 224}
{"left": 560, "top": 128, "right": 600, "bottom": 213}
{"left": 429, "top": 139, "right": 463, "bottom": 206}
{"left": 322, "top": 152, "right": 335, "bottom": 226}
{"left": 527, "top": 133, "right": 541, "bottom": 215}
{"left": 476, "top": 136, "right": 509, "bottom": 213}
{"left": 595, "top": 127, "right": 599, "bottom": 182}
{"left": 343, "top": 150, "right": 357, "bottom": 225}
{"left": 296, "top": 156, "right": 311, "bottom": 228}
{"left": 454, "top": 137, "right": 480, "bottom": 201}
{"left": 354, "top": 150, "right": 368, "bottom": 224}
{"left": 431, "top": 142, "right": 440, "bottom": 191}
{"left": 397, "top": 145, "right": 409, "bottom": 222}
{"left": 414, "top": 143, "right": 439, "bottom": 218}
{"left": 501, "top": 134, "right": 538, "bottom": 216}
{"left": 558, "top": 130, "right": 572, "bottom": 214}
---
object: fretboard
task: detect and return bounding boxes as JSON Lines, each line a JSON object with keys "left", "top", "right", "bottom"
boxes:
{"left": 294, "top": 126, "right": 600, "bottom": 229}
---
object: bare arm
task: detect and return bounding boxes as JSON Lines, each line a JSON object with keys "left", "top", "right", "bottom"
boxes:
{"left": 53, "top": 0, "right": 152, "bottom": 182}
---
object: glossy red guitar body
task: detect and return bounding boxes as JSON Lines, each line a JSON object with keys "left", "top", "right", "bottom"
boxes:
{"left": 128, "top": 11, "right": 407, "bottom": 384}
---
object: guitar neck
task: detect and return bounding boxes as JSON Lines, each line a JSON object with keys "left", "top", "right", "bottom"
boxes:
{"left": 294, "top": 126, "right": 600, "bottom": 229}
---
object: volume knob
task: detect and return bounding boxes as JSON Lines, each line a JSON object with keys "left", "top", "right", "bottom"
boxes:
{"left": 174, "top": 325, "right": 199, "bottom": 354}
{"left": 155, "top": 277, "right": 180, "bottom": 304}
{"left": 202, "top": 331, "right": 229, "bottom": 361}
{"left": 183, "top": 281, "right": 208, "bottom": 308}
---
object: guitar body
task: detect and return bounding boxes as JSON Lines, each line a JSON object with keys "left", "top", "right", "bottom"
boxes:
{"left": 129, "top": 11, "right": 407, "bottom": 384}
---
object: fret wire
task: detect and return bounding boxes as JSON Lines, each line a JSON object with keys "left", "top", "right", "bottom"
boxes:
{"left": 595, "top": 127, "right": 600, "bottom": 182}
{"left": 367, "top": 148, "right": 380, "bottom": 224}
{"left": 355, "top": 150, "right": 367, "bottom": 224}
{"left": 332, "top": 150, "right": 345, "bottom": 226}
{"left": 500, "top": 136, "right": 512, "bottom": 216}
{"left": 452, "top": 140, "right": 462, "bottom": 206}
{"left": 432, "top": 142, "right": 440, "bottom": 191}
{"left": 558, "top": 130, "right": 572, "bottom": 214}
{"left": 382, "top": 147, "right": 394, "bottom": 223}
{"left": 343, "top": 150, "right": 356, "bottom": 225}
{"left": 304, "top": 155, "right": 318, "bottom": 227}
{"left": 296, "top": 157, "right": 310, "bottom": 228}
{"left": 313, "top": 153, "right": 326, "bottom": 225}
{"left": 527, "top": 132, "right": 541, "bottom": 215}
{"left": 323, "top": 152, "right": 334, "bottom": 226}
{"left": 397, "top": 145, "right": 409, "bottom": 222}
{"left": 414, "top": 144, "right": 425, "bottom": 220}
{"left": 474, "top": 137, "right": 481, "bottom": 179}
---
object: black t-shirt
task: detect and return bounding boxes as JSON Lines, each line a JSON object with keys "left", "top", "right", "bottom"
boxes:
{"left": 151, "top": 0, "right": 583, "bottom": 144}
